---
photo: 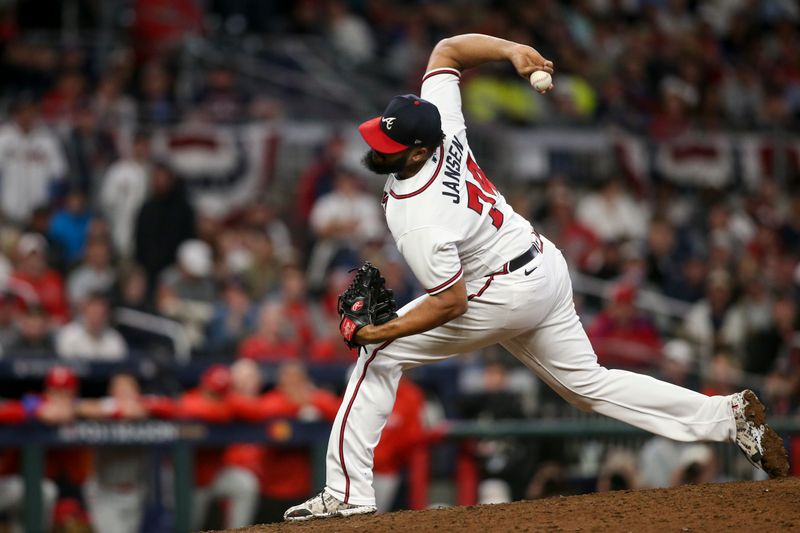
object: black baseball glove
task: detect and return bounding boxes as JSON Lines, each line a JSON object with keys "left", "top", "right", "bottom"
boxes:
{"left": 338, "top": 262, "right": 398, "bottom": 349}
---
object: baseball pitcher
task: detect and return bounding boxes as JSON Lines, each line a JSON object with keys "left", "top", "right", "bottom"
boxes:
{"left": 285, "top": 33, "right": 789, "bottom": 521}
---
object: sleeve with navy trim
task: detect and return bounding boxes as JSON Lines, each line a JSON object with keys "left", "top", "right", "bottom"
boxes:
{"left": 420, "top": 68, "right": 466, "bottom": 137}
{"left": 396, "top": 227, "right": 463, "bottom": 295}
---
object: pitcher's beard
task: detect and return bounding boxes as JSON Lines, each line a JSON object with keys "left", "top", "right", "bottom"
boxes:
{"left": 361, "top": 149, "right": 409, "bottom": 175}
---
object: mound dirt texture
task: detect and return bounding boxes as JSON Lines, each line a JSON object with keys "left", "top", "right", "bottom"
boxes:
{"left": 220, "top": 477, "right": 800, "bottom": 533}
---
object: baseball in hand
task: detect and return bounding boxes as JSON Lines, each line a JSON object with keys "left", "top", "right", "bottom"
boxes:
{"left": 529, "top": 71, "right": 552, "bottom": 92}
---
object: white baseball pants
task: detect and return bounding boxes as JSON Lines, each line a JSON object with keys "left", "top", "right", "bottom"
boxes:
{"left": 325, "top": 237, "right": 737, "bottom": 506}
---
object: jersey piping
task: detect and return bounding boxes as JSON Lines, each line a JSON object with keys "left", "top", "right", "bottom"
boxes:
{"left": 422, "top": 67, "right": 462, "bottom": 82}
{"left": 389, "top": 145, "right": 445, "bottom": 199}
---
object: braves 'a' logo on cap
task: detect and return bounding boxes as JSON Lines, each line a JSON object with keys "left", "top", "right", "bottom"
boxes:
{"left": 381, "top": 117, "right": 396, "bottom": 130}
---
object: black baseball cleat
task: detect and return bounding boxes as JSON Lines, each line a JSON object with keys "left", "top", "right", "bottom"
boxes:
{"left": 284, "top": 490, "right": 377, "bottom": 521}
{"left": 731, "top": 389, "right": 789, "bottom": 478}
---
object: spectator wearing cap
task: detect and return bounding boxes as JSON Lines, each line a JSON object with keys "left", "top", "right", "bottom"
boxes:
{"left": 134, "top": 163, "right": 196, "bottom": 293}
{"left": 307, "top": 168, "right": 386, "bottom": 290}
{"left": 26, "top": 365, "right": 79, "bottom": 424}
{"left": 6, "top": 306, "right": 54, "bottom": 356}
{"left": 67, "top": 237, "right": 116, "bottom": 309}
{"left": 157, "top": 239, "right": 217, "bottom": 350}
{"left": 56, "top": 292, "right": 127, "bottom": 361}
{"left": 100, "top": 132, "right": 151, "bottom": 259}
{"left": 47, "top": 189, "right": 93, "bottom": 266}
{"left": 177, "top": 365, "right": 259, "bottom": 530}
{"left": 0, "top": 97, "right": 67, "bottom": 225}
{"left": 9, "top": 233, "right": 70, "bottom": 324}
{"left": 205, "top": 278, "right": 256, "bottom": 354}
{"left": 228, "top": 361, "right": 339, "bottom": 522}
{"left": 587, "top": 283, "right": 663, "bottom": 370}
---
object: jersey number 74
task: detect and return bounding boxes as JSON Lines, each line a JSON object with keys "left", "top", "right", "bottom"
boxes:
{"left": 465, "top": 154, "right": 504, "bottom": 230}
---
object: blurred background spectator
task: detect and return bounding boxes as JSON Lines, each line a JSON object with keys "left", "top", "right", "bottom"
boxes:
{"left": 55, "top": 292, "right": 127, "bottom": 361}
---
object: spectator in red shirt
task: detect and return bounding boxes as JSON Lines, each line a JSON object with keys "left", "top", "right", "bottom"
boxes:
{"left": 178, "top": 364, "right": 258, "bottom": 531}
{"left": 237, "top": 302, "right": 302, "bottom": 361}
{"left": 587, "top": 283, "right": 662, "bottom": 370}
{"left": 228, "top": 361, "right": 339, "bottom": 523}
{"left": 10, "top": 233, "right": 69, "bottom": 324}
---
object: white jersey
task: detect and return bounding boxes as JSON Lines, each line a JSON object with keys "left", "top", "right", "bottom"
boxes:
{"left": 381, "top": 67, "right": 534, "bottom": 295}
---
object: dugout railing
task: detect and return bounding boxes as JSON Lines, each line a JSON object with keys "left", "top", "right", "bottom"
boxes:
{"left": 8, "top": 417, "right": 800, "bottom": 533}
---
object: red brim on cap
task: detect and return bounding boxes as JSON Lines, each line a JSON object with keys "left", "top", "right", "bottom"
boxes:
{"left": 358, "top": 117, "right": 408, "bottom": 154}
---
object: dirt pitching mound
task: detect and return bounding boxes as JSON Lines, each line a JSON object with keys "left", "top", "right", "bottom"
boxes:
{"left": 221, "top": 477, "right": 800, "bottom": 532}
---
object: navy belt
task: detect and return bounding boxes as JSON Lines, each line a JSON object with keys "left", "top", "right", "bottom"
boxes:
{"left": 492, "top": 233, "right": 544, "bottom": 276}
{"left": 507, "top": 245, "right": 538, "bottom": 273}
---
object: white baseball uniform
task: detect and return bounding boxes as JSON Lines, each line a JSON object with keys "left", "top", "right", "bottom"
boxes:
{"left": 323, "top": 68, "right": 738, "bottom": 506}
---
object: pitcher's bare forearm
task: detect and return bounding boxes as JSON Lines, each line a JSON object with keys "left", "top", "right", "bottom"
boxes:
{"left": 427, "top": 33, "right": 554, "bottom": 80}
{"left": 355, "top": 278, "right": 467, "bottom": 344}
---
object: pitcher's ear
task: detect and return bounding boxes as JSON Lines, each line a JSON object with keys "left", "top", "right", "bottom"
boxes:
{"left": 409, "top": 147, "right": 431, "bottom": 164}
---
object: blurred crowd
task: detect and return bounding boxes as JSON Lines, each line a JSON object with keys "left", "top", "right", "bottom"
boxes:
{"left": 2, "top": 1, "right": 800, "bottom": 128}
{"left": 0, "top": 0, "right": 799, "bottom": 530}
{"left": 0, "top": 362, "right": 433, "bottom": 531}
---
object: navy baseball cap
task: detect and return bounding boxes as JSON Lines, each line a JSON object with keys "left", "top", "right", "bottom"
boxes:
{"left": 358, "top": 94, "right": 442, "bottom": 154}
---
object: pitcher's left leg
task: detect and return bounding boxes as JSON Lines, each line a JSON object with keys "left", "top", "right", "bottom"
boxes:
{"left": 504, "top": 323, "right": 735, "bottom": 442}
{"left": 503, "top": 245, "right": 788, "bottom": 475}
